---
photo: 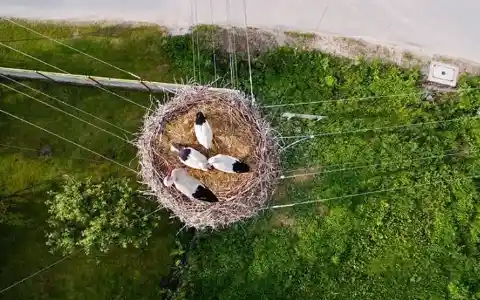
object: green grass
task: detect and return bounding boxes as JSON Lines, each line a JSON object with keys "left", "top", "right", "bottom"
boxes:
{"left": 0, "top": 20, "right": 184, "bottom": 299}
{"left": 163, "top": 30, "right": 480, "bottom": 299}
{"left": 1, "top": 20, "right": 480, "bottom": 299}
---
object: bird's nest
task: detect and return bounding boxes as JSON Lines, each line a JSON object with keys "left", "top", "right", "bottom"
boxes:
{"left": 136, "top": 87, "right": 281, "bottom": 229}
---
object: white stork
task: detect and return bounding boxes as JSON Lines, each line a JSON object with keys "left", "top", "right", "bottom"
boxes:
{"left": 207, "top": 154, "right": 250, "bottom": 173}
{"left": 194, "top": 112, "right": 213, "bottom": 150}
{"left": 170, "top": 143, "right": 211, "bottom": 171}
{"left": 163, "top": 168, "right": 218, "bottom": 203}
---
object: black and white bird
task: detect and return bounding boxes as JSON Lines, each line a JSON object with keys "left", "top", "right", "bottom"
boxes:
{"left": 194, "top": 112, "right": 213, "bottom": 150}
{"left": 207, "top": 154, "right": 250, "bottom": 173}
{"left": 170, "top": 143, "right": 211, "bottom": 171}
{"left": 163, "top": 168, "right": 218, "bottom": 203}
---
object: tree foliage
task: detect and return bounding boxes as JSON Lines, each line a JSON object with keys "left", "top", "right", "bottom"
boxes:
{"left": 45, "top": 176, "right": 161, "bottom": 255}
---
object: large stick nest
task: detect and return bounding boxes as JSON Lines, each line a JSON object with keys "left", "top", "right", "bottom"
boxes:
{"left": 136, "top": 87, "right": 281, "bottom": 230}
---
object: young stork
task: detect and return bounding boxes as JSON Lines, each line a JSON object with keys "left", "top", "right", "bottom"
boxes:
{"left": 163, "top": 168, "right": 218, "bottom": 203}
{"left": 170, "top": 143, "right": 211, "bottom": 171}
{"left": 194, "top": 112, "right": 213, "bottom": 150}
{"left": 207, "top": 154, "right": 250, "bottom": 173}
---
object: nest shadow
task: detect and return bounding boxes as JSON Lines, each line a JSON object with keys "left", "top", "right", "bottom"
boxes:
{"left": 137, "top": 87, "right": 280, "bottom": 229}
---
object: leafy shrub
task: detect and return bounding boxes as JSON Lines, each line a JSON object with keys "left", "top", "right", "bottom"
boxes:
{"left": 45, "top": 176, "right": 161, "bottom": 255}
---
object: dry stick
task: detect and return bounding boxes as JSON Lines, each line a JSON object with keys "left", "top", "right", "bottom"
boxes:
{"left": 242, "top": 0, "right": 254, "bottom": 102}
{"left": 0, "top": 108, "right": 136, "bottom": 173}
{"left": 280, "top": 150, "right": 467, "bottom": 179}
{"left": 0, "top": 74, "right": 133, "bottom": 135}
{"left": 269, "top": 174, "right": 480, "bottom": 209}
{"left": 2, "top": 18, "right": 142, "bottom": 80}
{"left": 0, "top": 42, "right": 148, "bottom": 109}
{"left": 0, "top": 83, "right": 131, "bottom": 144}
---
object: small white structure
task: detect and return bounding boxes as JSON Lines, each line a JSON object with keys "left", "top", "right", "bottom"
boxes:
{"left": 427, "top": 61, "right": 459, "bottom": 87}
{"left": 282, "top": 112, "right": 328, "bottom": 121}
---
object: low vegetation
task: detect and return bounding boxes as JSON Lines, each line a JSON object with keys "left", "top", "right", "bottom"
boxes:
{"left": 0, "top": 21, "right": 180, "bottom": 300}
{"left": 0, "top": 20, "right": 479, "bottom": 299}
{"left": 46, "top": 176, "right": 162, "bottom": 255}
{"left": 169, "top": 27, "right": 480, "bottom": 299}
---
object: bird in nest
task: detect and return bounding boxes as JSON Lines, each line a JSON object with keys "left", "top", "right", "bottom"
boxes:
{"left": 194, "top": 112, "right": 213, "bottom": 150}
{"left": 163, "top": 168, "right": 218, "bottom": 203}
{"left": 208, "top": 154, "right": 250, "bottom": 173}
{"left": 170, "top": 142, "right": 212, "bottom": 171}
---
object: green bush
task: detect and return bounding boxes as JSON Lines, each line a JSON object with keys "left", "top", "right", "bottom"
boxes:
{"left": 45, "top": 176, "right": 161, "bottom": 255}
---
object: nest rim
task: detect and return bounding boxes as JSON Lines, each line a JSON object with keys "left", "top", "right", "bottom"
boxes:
{"left": 136, "top": 87, "right": 281, "bottom": 230}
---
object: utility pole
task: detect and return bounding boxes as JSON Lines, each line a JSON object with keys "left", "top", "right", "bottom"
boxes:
{"left": 0, "top": 66, "right": 233, "bottom": 94}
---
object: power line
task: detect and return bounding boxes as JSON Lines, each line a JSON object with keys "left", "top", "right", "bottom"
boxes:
{"left": 209, "top": 0, "right": 218, "bottom": 85}
{"left": 225, "top": 0, "right": 235, "bottom": 86}
{"left": 0, "top": 42, "right": 148, "bottom": 109}
{"left": 0, "top": 32, "right": 108, "bottom": 44}
{"left": 230, "top": 11, "right": 239, "bottom": 88}
{"left": 281, "top": 136, "right": 311, "bottom": 152}
{"left": 261, "top": 86, "right": 480, "bottom": 108}
{"left": 269, "top": 174, "right": 479, "bottom": 209}
{"left": 0, "top": 142, "right": 107, "bottom": 164}
{"left": 2, "top": 18, "right": 142, "bottom": 80}
{"left": 282, "top": 149, "right": 458, "bottom": 173}
{"left": 190, "top": 0, "right": 197, "bottom": 82}
{"left": 280, "top": 116, "right": 479, "bottom": 140}
{"left": 280, "top": 150, "right": 466, "bottom": 179}
{"left": 242, "top": 0, "right": 254, "bottom": 102}
{"left": 0, "top": 205, "right": 162, "bottom": 295}
{"left": 0, "top": 83, "right": 131, "bottom": 143}
{"left": 193, "top": 0, "right": 202, "bottom": 83}
{"left": 0, "top": 143, "right": 37, "bottom": 152}
{"left": 0, "top": 74, "right": 133, "bottom": 135}
{"left": 0, "top": 251, "right": 77, "bottom": 294}
{"left": 0, "top": 108, "right": 136, "bottom": 173}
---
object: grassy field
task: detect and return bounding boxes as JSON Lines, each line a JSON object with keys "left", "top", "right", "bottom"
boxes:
{"left": 0, "top": 21, "right": 184, "bottom": 299}
{"left": 1, "top": 20, "right": 480, "bottom": 299}
{"left": 174, "top": 29, "right": 480, "bottom": 299}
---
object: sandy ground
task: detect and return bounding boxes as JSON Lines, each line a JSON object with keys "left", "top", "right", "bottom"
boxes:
{"left": 1, "top": 0, "right": 480, "bottom": 64}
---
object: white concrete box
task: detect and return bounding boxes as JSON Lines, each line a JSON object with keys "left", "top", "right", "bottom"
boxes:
{"left": 427, "top": 61, "right": 459, "bottom": 87}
